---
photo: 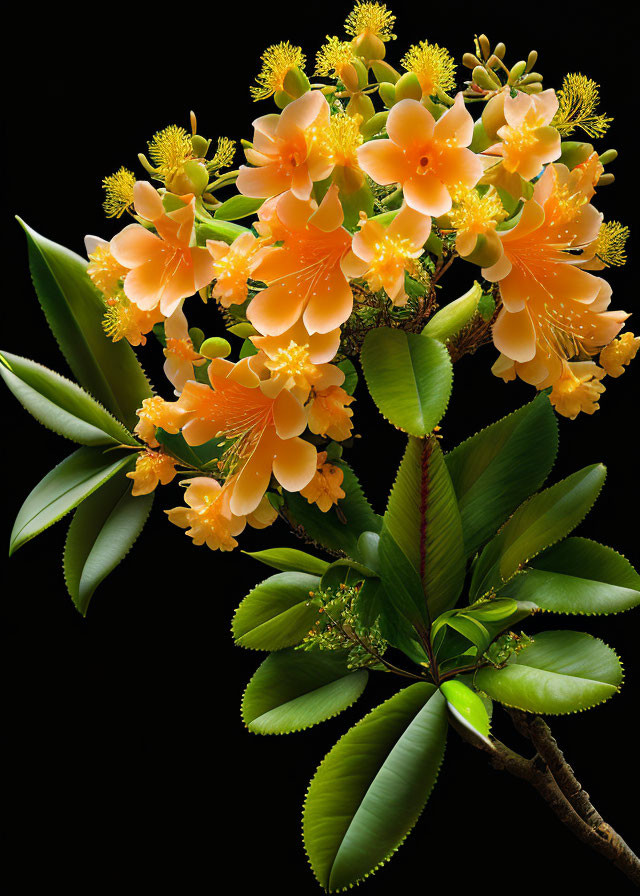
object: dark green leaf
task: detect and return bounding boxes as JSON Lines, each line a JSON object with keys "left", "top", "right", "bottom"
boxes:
{"left": 232, "top": 572, "right": 321, "bottom": 650}
{"left": 244, "top": 548, "right": 329, "bottom": 577}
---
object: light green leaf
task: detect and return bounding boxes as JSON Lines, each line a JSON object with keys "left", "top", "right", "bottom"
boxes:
{"left": 500, "top": 537, "right": 640, "bottom": 615}
{"left": 422, "top": 282, "right": 482, "bottom": 343}
{"left": 195, "top": 218, "right": 249, "bottom": 245}
{"left": 475, "top": 630, "right": 622, "bottom": 714}
{"left": 63, "top": 470, "right": 153, "bottom": 615}
{"left": 303, "top": 684, "right": 447, "bottom": 891}
{"left": 232, "top": 572, "right": 321, "bottom": 650}
{"left": 242, "top": 649, "right": 368, "bottom": 734}
{"left": 213, "top": 195, "right": 264, "bottom": 221}
{"left": 440, "top": 679, "right": 490, "bottom": 738}
{"left": 0, "top": 351, "right": 137, "bottom": 447}
{"left": 17, "top": 219, "right": 152, "bottom": 429}
{"left": 446, "top": 394, "right": 558, "bottom": 557}
{"left": 361, "top": 328, "right": 453, "bottom": 436}
{"left": 10, "top": 447, "right": 134, "bottom": 555}
{"left": 244, "top": 548, "right": 329, "bottom": 577}
{"left": 470, "top": 464, "right": 606, "bottom": 599}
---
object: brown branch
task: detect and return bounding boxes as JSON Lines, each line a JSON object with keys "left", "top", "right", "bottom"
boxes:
{"left": 450, "top": 712, "right": 640, "bottom": 888}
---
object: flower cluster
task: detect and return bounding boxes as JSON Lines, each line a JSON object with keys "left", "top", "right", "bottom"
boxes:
{"left": 84, "top": 2, "right": 631, "bottom": 552}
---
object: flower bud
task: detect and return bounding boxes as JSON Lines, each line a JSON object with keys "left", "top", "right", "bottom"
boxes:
{"left": 188, "top": 327, "right": 205, "bottom": 351}
{"left": 598, "top": 173, "right": 615, "bottom": 186}
{"left": 352, "top": 57, "right": 370, "bottom": 90}
{"left": 520, "top": 72, "right": 543, "bottom": 85}
{"left": 360, "top": 110, "right": 389, "bottom": 139}
{"left": 379, "top": 81, "right": 397, "bottom": 108}
{"left": 395, "top": 71, "right": 422, "bottom": 101}
{"left": 228, "top": 323, "right": 258, "bottom": 338}
{"left": 470, "top": 119, "right": 491, "bottom": 152}
{"left": 526, "top": 50, "right": 538, "bottom": 72}
{"left": 283, "top": 66, "right": 310, "bottom": 99}
{"left": 370, "top": 59, "right": 400, "bottom": 84}
{"left": 478, "top": 34, "right": 491, "bottom": 59}
{"left": 462, "top": 52, "right": 479, "bottom": 69}
{"left": 472, "top": 65, "right": 501, "bottom": 90}
{"left": 200, "top": 337, "right": 231, "bottom": 359}
{"left": 559, "top": 141, "right": 594, "bottom": 169}
{"left": 527, "top": 82, "right": 543, "bottom": 94}
{"left": 598, "top": 149, "right": 618, "bottom": 165}
{"left": 191, "top": 135, "right": 210, "bottom": 158}
{"left": 494, "top": 42, "right": 506, "bottom": 59}
{"left": 166, "top": 160, "right": 209, "bottom": 196}
{"left": 508, "top": 60, "right": 527, "bottom": 85}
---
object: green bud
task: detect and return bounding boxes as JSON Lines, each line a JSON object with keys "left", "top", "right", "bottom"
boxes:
{"left": 227, "top": 322, "right": 257, "bottom": 338}
{"left": 188, "top": 327, "right": 205, "bottom": 351}
{"left": 526, "top": 50, "right": 538, "bottom": 72}
{"left": 462, "top": 52, "right": 480, "bottom": 69}
{"left": 282, "top": 66, "right": 310, "bottom": 98}
{"left": 395, "top": 71, "right": 423, "bottom": 101}
{"left": 166, "top": 160, "right": 209, "bottom": 196}
{"left": 520, "top": 72, "right": 543, "bottom": 84}
{"left": 191, "top": 135, "right": 210, "bottom": 158}
{"left": 360, "top": 110, "right": 389, "bottom": 139}
{"left": 599, "top": 173, "right": 615, "bottom": 186}
{"left": 378, "top": 81, "right": 397, "bottom": 108}
{"left": 559, "top": 140, "right": 594, "bottom": 169}
{"left": 470, "top": 119, "right": 491, "bottom": 153}
{"left": 200, "top": 337, "right": 232, "bottom": 359}
{"left": 370, "top": 59, "right": 400, "bottom": 84}
{"left": 508, "top": 60, "right": 527, "bottom": 85}
{"left": 478, "top": 34, "right": 491, "bottom": 60}
{"left": 599, "top": 148, "right": 618, "bottom": 165}
{"left": 494, "top": 42, "right": 506, "bottom": 59}
{"left": 351, "top": 57, "right": 369, "bottom": 90}
{"left": 423, "top": 282, "right": 482, "bottom": 343}
{"left": 274, "top": 89, "right": 294, "bottom": 109}
{"left": 527, "top": 82, "right": 543, "bottom": 94}
{"left": 472, "top": 65, "right": 501, "bottom": 90}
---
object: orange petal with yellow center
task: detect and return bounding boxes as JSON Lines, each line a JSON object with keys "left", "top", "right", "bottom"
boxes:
{"left": 404, "top": 171, "right": 451, "bottom": 217}
{"left": 433, "top": 93, "right": 474, "bottom": 146}
{"left": 357, "top": 139, "right": 407, "bottom": 186}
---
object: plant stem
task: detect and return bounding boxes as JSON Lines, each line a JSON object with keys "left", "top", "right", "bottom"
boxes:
{"left": 451, "top": 710, "right": 640, "bottom": 888}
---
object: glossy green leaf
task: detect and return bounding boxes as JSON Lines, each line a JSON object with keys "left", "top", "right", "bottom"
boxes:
{"left": 422, "top": 282, "right": 482, "bottom": 343}
{"left": 383, "top": 436, "right": 465, "bottom": 620}
{"left": 378, "top": 529, "right": 429, "bottom": 630}
{"left": 63, "top": 470, "right": 153, "bottom": 615}
{"left": 244, "top": 548, "right": 329, "bottom": 577}
{"left": 475, "top": 630, "right": 622, "bottom": 714}
{"left": 470, "top": 464, "right": 606, "bottom": 599}
{"left": 499, "top": 537, "right": 640, "bottom": 615}
{"left": 361, "top": 328, "right": 453, "bottom": 436}
{"left": 446, "top": 394, "right": 558, "bottom": 557}
{"left": 338, "top": 358, "right": 358, "bottom": 395}
{"left": 242, "top": 649, "right": 368, "bottom": 734}
{"left": 213, "top": 195, "right": 264, "bottom": 220}
{"left": 303, "top": 684, "right": 447, "bottom": 891}
{"left": 0, "top": 351, "right": 137, "bottom": 447}
{"left": 440, "top": 679, "right": 490, "bottom": 738}
{"left": 285, "top": 464, "right": 381, "bottom": 559}
{"left": 232, "top": 572, "right": 321, "bottom": 650}
{"left": 10, "top": 447, "right": 134, "bottom": 555}
{"left": 17, "top": 219, "right": 152, "bottom": 428}
{"left": 154, "top": 428, "right": 224, "bottom": 468}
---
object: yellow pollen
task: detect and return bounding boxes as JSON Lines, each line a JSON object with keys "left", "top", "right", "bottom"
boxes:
{"left": 165, "top": 336, "right": 197, "bottom": 362}
{"left": 449, "top": 186, "right": 506, "bottom": 234}
{"left": 400, "top": 40, "right": 456, "bottom": 95}
{"left": 315, "top": 36, "right": 357, "bottom": 78}
{"left": 251, "top": 42, "right": 306, "bottom": 101}
{"left": 314, "top": 112, "right": 364, "bottom": 168}
{"left": 209, "top": 136, "right": 236, "bottom": 173}
{"left": 370, "top": 234, "right": 415, "bottom": 279}
{"left": 265, "top": 341, "right": 317, "bottom": 384}
{"left": 87, "top": 244, "right": 127, "bottom": 298}
{"left": 553, "top": 73, "right": 613, "bottom": 139}
{"left": 594, "top": 221, "right": 629, "bottom": 267}
{"left": 148, "top": 125, "right": 193, "bottom": 178}
{"left": 102, "top": 300, "right": 140, "bottom": 344}
{"left": 344, "top": 2, "right": 396, "bottom": 40}
{"left": 102, "top": 167, "right": 136, "bottom": 218}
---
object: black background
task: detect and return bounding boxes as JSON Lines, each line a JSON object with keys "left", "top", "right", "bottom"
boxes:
{"left": 3, "top": 3, "right": 638, "bottom": 892}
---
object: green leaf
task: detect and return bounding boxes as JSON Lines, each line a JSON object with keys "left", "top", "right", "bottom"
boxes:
{"left": 17, "top": 219, "right": 152, "bottom": 429}
{"left": 232, "top": 572, "right": 321, "bottom": 650}
{"left": 242, "top": 649, "right": 368, "bottom": 734}
{"left": 440, "top": 679, "right": 490, "bottom": 738}
{"left": 475, "top": 630, "right": 623, "bottom": 714}
{"left": 383, "top": 436, "right": 465, "bottom": 620}
{"left": 285, "top": 464, "right": 381, "bottom": 559}
{"left": 10, "top": 447, "right": 134, "bottom": 555}
{"left": 63, "top": 470, "right": 153, "bottom": 615}
{"left": 0, "top": 351, "right": 137, "bottom": 447}
{"left": 321, "top": 558, "right": 376, "bottom": 590}
{"left": 337, "top": 358, "right": 358, "bottom": 395}
{"left": 470, "top": 464, "right": 606, "bottom": 599}
{"left": 244, "top": 548, "right": 329, "bottom": 577}
{"left": 195, "top": 219, "right": 249, "bottom": 245}
{"left": 213, "top": 195, "right": 264, "bottom": 221}
{"left": 361, "top": 328, "right": 453, "bottom": 436}
{"left": 154, "top": 428, "right": 223, "bottom": 469}
{"left": 303, "top": 683, "right": 447, "bottom": 891}
{"left": 422, "top": 282, "right": 482, "bottom": 343}
{"left": 446, "top": 394, "right": 558, "bottom": 557}
{"left": 500, "top": 537, "right": 640, "bottom": 616}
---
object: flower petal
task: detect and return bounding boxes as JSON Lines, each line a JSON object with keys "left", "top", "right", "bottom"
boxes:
{"left": 492, "top": 307, "right": 537, "bottom": 363}
{"left": 404, "top": 171, "right": 452, "bottom": 217}
{"left": 272, "top": 436, "right": 317, "bottom": 492}
{"left": 273, "top": 389, "right": 308, "bottom": 439}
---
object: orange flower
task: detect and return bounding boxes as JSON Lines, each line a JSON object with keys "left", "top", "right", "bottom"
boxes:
{"left": 549, "top": 361, "right": 606, "bottom": 419}
{"left": 484, "top": 164, "right": 627, "bottom": 390}
{"left": 357, "top": 95, "right": 483, "bottom": 217}
{"left": 599, "top": 333, "right": 640, "bottom": 378}
{"left": 308, "top": 385, "right": 355, "bottom": 441}
{"left": 134, "top": 395, "right": 192, "bottom": 447}
{"left": 167, "top": 477, "right": 246, "bottom": 551}
{"left": 207, "top": 231, "right": 269, "bottom": 308}
{"left": 86, "top": 238, "right": 128, "bottom": 299}
{"left": 300, "top": 451, "right": 346, "bottom": 512}
{"left": 447, "top": 185, "right": 506, "bottom": 259}
{"left": 163, "top": 307, "right": 206, "bottom": 394}
{"left": 236, "top": 91, "right": 334, "bottom": 201}
{"left": 110, "top": 182, "right": 214, "bottom": 317}
{"left": 176, "top": 356, "right": 317, "bottom": 515}
{"left": 246, "top": 494, "right": 279, "bottom": 530}
{"left": 484, "top": 90, "right": 561, "bottom": 182}
{"left": 248, "top": 186, "right": 354, "bottom": 336}
{"left": 127, "top": 449, "right": 178, "bottom": 496}
{"left": 343, "top": 203, "right": 431, "bottom": 305}
{"left": 102, "top": 297, "right": 164, "bottom": 348}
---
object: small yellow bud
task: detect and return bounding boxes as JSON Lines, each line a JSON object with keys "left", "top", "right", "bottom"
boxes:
{"left": 462, "top": 52, "right": 479, "bottom": 69}
{"left": 477, "top": 34, "right": 491, "bottom": 59}
{"left": 200, "top": 337, "right": 232, "bottom": 359}
{"left": 494, "top": 42, "right": 506, "bottom": 59}
{"left": 526, "top": 50, "right": 538, "bottom": 72}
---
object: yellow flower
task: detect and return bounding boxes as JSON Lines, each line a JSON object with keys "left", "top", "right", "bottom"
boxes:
{"left": 148, "top": 125, "right": 193, "bottom": 179}
{"left": 166, "top": 477, "right": 246, "bottom": 551}
{"left": 599, "top": 333, "right": 640, "bottom": 378}
{"left": 448, "top": 185, "right": 506, "bottom": 257}
{"left": 553, "top": 73, "right": 613, "bottom": 139}
{"left": 344, "top": 2, "right": 396, "bottom": 41}
{"left": 102, "top": 298, "right": 163, "bottom": 348}
{"left": 315, "top": 36, "right": 358, "bottom": 79}
{"left": 251, "top": 42, "right": 306, "bottom": 101}
{"left": 87, "top": 244, "right": 128, "bottom": 298}
{"left": 300, "top": 451, "right": 346, "bottom": 512}
{"left": 127, "top": 450, "right": 177, "bottom": 496}
{"left": 549, "top": 361, "right": 606, "bottom": 419}
{"left": 102, "top": 167, "right": 136, "bottom": 218}
{"left": 593, "top": 221, "right": 629, "bottom": 268}
{"left": 308, "top": 386, "right": 355, "bottom": 441}
{"left": 209, "top": 136, "right": 236, "bottom": 173}
{"left": 133, "top": 396, "right": 191, "bottom": 447}
{"left": 400, "top": 40, "right": 456, "bottom": 97}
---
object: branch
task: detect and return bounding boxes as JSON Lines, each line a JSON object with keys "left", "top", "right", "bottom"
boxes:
{"left": 451, "top": 713, "right": 640, "bottom": 888}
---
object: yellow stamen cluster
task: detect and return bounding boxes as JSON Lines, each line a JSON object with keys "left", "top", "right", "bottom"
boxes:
{"left": 102, "top": 167, "right": 136, "bottom": 218}
{"left": 344, "top": 2, "right": 396, "bottom": 41}
{"left": 87, "top": 244, "right": 127, "bottom": 298}
{"left": 315, "top": 36, "right": 357, "bottom": 78}
{"left": 553, "top": 74, "right": 613, "bottom": 139}
{"left": 549, "top": 362, "right": 606, "bottom": 419}
{"left": 548, "top": 179, "right": 587, "bottom": 228}
{"left": 448, "top": 186, "right": 506, "bottom": 234}
{"left": 594, "top": 221, "right": 629, "bottom": 267}
{"left": 599, "top": 333, "right": 640, "bottom": 378}
{"left": 251, "top": 42, "right": 306, "bottom": 101}
{"left": 209, "top": 136, "right": 236, "bottom": 173}
{"left": 400, "top": 40, "right": 457, "bottom": 95}
{"left": 102, "top": 299, "right": 143, "bottom": 345}
{"left": 148, "top": 125, "right": 193, "bottom": 178}
{"left": 265, "top": 342, "right": 318, "bottom": 391}
{"left": 323, "top": 112, "right": 364, "bottom": 168}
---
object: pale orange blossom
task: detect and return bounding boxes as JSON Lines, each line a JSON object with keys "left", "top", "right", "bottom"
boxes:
{"left": 127, "top": 449, "right": 178, "bottom": 496}
{"left": 300, "top": 451, "right": 346, "bottom": 512}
